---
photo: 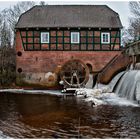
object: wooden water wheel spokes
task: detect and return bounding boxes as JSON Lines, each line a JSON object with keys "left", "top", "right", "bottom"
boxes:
{"left": 60, "top": 59, "right": 89, "bottom": 88}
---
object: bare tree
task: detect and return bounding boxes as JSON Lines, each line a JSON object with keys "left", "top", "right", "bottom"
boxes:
{"left": 0, "top": 1, "right": 36, "bottom": 47}
{"left": 0, "top": 10, "right": 12, "bottom": 48}
{"left": 1, "top": 21, "right": 11, "bottom": 47}
{"left": 121, "top": 28, "right": 133, "bottom": 46}
{"left": 0, "top": 1, "right": 36, "bottom": 86}
{"left": 40, "top": 1, "right": 46, "bottom": 5}
{"left": 0, "top": 13, "right": 2, "bottom": 47}
{"left": 0, "top": 13, "right": 2, "bottom": 28}
{"left": 129, "top": 2, "right": 140, "bottom": 40}
{"left": 6, "top": 1, "right": 35, "bottom": 32}
{"left": 129, "top": 1, "right": 140, "bottom": 17}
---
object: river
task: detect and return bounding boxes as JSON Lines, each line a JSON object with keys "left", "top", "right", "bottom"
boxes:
{"left": 0, "top": 92, "right": 140, "bottom": 138}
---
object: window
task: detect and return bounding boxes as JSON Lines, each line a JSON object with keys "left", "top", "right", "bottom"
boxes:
{"left": 71, "top": 32, "right": 80, "bottom": 43}
{"left": 41, "top": 32, "right": 49, "bottom": 43}
{"left": 101, "top": 32, "right": 110, "bottom": 44}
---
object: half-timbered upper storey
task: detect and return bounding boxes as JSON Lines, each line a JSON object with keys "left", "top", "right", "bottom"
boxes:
{"left": 15, "top": 5, "right": 123, "bottom": 51}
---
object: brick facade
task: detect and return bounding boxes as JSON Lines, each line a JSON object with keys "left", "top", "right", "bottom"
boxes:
{"left": 16, "top": 30, "right": 121, "bottom": 88}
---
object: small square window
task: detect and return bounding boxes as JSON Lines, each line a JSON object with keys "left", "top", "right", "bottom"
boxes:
{"left": 71, "top": 32, "right": 80, "bottom": 44}
{"left": 41, "top": 32, "right": 49, "bottom": 43}
{"left": 101, "top": 32, "right": 110, "bottom": 44}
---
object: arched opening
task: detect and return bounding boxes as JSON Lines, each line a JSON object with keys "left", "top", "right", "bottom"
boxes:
{"left": 86, "top": 63, "right": 92, "bottom": 73}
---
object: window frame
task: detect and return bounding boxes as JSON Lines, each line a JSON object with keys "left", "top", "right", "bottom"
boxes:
{"left": 41, "top": 32, "right": 50, "bottom": 43}
{"left": 101, "top": 32, "right": 110, "bottom": 44}
{"left": 71, "top": 32, "right": 80, "bottom": 44}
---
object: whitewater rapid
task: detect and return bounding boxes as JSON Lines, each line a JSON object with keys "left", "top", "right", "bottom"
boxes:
{"left": 115, "top": 70, "right": 140, "bottom": 101}
{"left": 0, "top": 130, "right": 11, "bottom": 139}
{"left": 76, "top": 88, "right": 138, "bottom": 107}
{"left": 76, "top": 71, "right": 139, "bottom": 107}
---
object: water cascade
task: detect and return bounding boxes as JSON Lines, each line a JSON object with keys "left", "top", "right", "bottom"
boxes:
{"left": 85, "top": 74, "right": 93, "bottom": 89}
{"left": 114, "top": 70, "right": 140, "bottom": 102}
{"left": 76, "top": 70, "right": 138, "bottom": 107}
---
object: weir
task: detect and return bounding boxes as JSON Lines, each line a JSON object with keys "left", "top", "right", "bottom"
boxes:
{"left": 85, "top": 40, "right": 140, "bottom": 103}
{"left": 111, "top": 40, "right": 140, "bottom": 102}
{"left": 114, "top": 70, "right": 140, "bottom": 102}
{"left": 98, "top": 40, "right": 140, "bottom": 85}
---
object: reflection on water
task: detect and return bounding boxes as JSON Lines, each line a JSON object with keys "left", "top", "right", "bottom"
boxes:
{"left": 0, "top": 93, "right": 140, "bottom": 138}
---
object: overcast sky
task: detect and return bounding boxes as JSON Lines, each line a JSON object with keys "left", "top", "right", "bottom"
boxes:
{"left": 0, "top": 0, "right": 131, "bottom": 28}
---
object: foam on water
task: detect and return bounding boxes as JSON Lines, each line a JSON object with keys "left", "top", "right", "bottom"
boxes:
{"left": 0, "top": 89, "right": 62, "bottom": 96}
{"left": 76, "top": 70, "right": 139, "bottom": 107}
{"left": 93, "top": 71, "right": 125, "bottom": 92}
{"left": 76, "top": 88, "right": 138, "bottom": 107}
{"left": 85, "top": 74, "right": 93, "bottom": 88}
{"left": 0, "top": 130, "right": 11, "bottom": 139}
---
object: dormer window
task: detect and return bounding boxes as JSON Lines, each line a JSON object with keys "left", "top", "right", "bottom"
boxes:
{"left": 71, "top": 32, "right": 80, "bottom": 44}
{"left": 41, "top": 32, "right": 49, "bottom": 43}
{"left": 101, "top": 32, "right": 110, "bottom": 44}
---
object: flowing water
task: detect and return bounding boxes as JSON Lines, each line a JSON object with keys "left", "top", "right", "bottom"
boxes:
{"left": 0, "top": 92, "right": 140, "bottom": 138}
{"left": 0, "top": 70, "right": 140, "bottom": 138}
{"left": 115, "top": 70, "right": 140, "bottom": 101}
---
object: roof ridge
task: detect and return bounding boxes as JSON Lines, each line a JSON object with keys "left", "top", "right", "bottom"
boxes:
{"left": 35, "top": 4, "right": 108, "bottom": 6}
{"left": 16, "top": 5, "right": 123, "bottom": 28}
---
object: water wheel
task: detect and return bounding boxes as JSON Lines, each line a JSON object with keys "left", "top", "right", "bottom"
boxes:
{"left": 60, "top": 59, "right": 89, "bottom": 88}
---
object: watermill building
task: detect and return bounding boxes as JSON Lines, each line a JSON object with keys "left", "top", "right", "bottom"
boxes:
{"left": 15, "top": 5, "right": 123, "bottom": 88}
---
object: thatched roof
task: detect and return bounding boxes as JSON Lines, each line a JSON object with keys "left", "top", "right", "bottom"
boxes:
{"left": 16, "top": 5, "right": 123, "bottom": 29}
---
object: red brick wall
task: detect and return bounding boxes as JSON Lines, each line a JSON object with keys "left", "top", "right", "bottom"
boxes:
{"left": 16, "top": 31, "right": 120, "bottom": 88}
{"left": 16, "top": 31, "right": 121, "bottom": 73}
